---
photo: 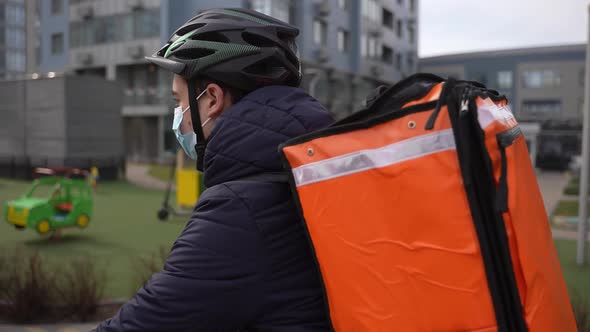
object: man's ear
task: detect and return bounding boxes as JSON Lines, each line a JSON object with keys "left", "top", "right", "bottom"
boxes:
{"left": 205, "top": 83, "right": 229, "bottom": 118}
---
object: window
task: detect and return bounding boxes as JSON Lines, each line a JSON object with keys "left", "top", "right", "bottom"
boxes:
{"left": 382, "top": 46, "right": 393, "bottom": 64}
{"left": 360, "top": 34, "right": 367, "bottom": 58}
{"left": 383, "top": 9, "right": 394, "bottom": 29}
{"left": 70, "top": 10, "right": 159, "bottom": 48}
{"left": 368, "top": 37, "right": 375, "bottom": 58}
{"left": 252, "top": 0, "right": 290, "bottom": 23}
{"left": 134, "top": 9, "right": 160, "bottom": 39}
{"left": 522, "top": 70, "right": 561, "bottom": 88}
{"left": 407, "top": 52, "right": 415, "bottom": 71}
{"left": 7, "top": 51, "right": 25, "bottom": 71}
{"left": 337, "top": 29, "right": 349, "bottom": 53}
{"left": 396, "top": 53, "right": 402, "bottom": 70}
{"left": 70, "top": 22, "right": 81, "bottom": 47}
{"left": 362, "top": 35, "right": 379, "bottom": 59}
{"left": 313, "top": 19, "right": 327, "bottom": 45}
{"left": 580, "top": 68, "right": 585, "bottom": 87}
{"left": 273, "top": 0, "right": 290, "bottom": 23}
{"left": 121, "top": 15, "right": 134, "bottom": 41}
{"left": 397, "top": 19, "right": 403, "bottom": 38}
{"left": 252, "top": 0, "right": 271, "bottom": 16}
{"left": 408, "top": 23, "right": 415, "bottom": 44}
{"left": 95, "top": 18, "right": 107, "bottom": 43}
{"left": 6, "top": 28, "right": 25, "bottom": 48}
{"left": 410, "top": 0, "right": 416, "bottom": 12}
{"left": 146, "top": 64, "right": 159, "bottom": 104}
{"left": 338, "top": 0, "right": 348, "bottom": 10}
{"left": 51, "top": 33, "right": 63, "bottom": 55}
{"left": 104, "top": 16, "right": 117, "bottom": 43}
{"left": 497, "top": 71, "right": 513, "bottom": 89}
{"left": 6, "top": 3, "right": 25, "bottom": 25}
{"left": 51, "top": 0, "right": 62, "bottom": 15}
{"left": 521, "top": 100, "right": 562, "bottom": 114}
{"left": 362, "top": 0, "right": 380, "bottom": 22}
{"left": 398, "top": 0, "right": 404, "bottom": 5}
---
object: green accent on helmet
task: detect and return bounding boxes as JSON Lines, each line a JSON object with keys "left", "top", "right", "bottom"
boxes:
{"left": 164, "top": 29, "right": 198, "bottom": 58}
{"left": 176, "top": 40, "right": 261, "bottom": 76}
{"left": 221, "top": 9, "right": 275, "bottom": 26}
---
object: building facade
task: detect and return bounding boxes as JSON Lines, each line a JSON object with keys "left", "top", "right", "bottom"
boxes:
{"left": 420, "top": 44, "right": 586, "bottom": 169}
{"left": 39, "top": 0, "right": 419, "bottom": 162}
{"left": 0, "top": 75, "right": 124, "bottom": 180}
{"left": 0, "top": 0, "right": 27, "bottom": 78}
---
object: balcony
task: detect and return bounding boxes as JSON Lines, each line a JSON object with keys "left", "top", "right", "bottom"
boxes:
{"left": 315, "top": 46, "right": 330, "bottom": 63}
{"left": 314, "top": 0, "right": 331, "bottom": 17}
{"left": 76, "top": 5, "right": 94, "bottom": 20}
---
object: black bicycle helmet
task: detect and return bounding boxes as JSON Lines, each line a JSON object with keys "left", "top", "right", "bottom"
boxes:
{"left": 145, "top": 8, "right": 302, "bottom": 91}
{"left": 146, "top": 8, "right": 301, "bottom": 171}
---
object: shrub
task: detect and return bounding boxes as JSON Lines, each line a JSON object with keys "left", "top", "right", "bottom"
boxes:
{"left": 55, "top": 257, "right": 107, "bottom": 322}
{"left": 0, "top": 248, "right": 57, "bottom": 323}
{"left": 0, "top": 247, "right": 107, "bottom": 323}
{"left": 130, "top": 246, "right": 169, "bottom": 294}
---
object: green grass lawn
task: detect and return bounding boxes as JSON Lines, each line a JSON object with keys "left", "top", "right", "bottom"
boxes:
{"left": 0, "top": 178, "right": 187, "bottom": 300}
{"left": 553, "top": 200, "right": 590, "bottom": 217}
{"left": 563, "top": 175, "right": 590, "bottom": 196}
{"left": 555, "top": 239, "right": 590, "bottom": 299}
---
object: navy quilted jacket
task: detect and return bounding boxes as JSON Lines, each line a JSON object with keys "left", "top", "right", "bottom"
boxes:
{"left": 92, "top": 86, "right": 334, "bottom": 331}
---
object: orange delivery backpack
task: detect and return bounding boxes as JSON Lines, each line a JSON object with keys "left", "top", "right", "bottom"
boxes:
{"left": 279, "top": 74, "right": 576, "bottom": 332}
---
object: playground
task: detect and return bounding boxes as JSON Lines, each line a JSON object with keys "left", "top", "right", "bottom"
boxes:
{"left": 0, "top": 176, "right": 186, "bottom": 299}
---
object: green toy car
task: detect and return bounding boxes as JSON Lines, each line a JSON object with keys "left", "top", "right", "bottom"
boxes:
{"left": 4, "top": 169, "right": 93, "bottom": 235}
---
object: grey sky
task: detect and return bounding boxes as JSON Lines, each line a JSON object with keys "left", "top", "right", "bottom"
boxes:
{"left": 419, "top": 0, "right": 588, "bottom": 57}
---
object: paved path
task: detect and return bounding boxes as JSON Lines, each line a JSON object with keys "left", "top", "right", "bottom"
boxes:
{"left": 535, "top": 170, "right": 570, "bottom": 216}
{"left": 0, "top": 323, "right": 98, "bottom": 332}
{"left": 125, "top": 162, "right": 170, "bottom": 191}
{"left": 535, "top": 170, "right": 590, "bottom": 241}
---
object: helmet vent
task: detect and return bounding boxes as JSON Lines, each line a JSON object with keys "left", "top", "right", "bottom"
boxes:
{"left": 176, "top": 23, "right": 206, "bottom": 36}
{"left": 192, "top": 32, "right": 229, "bottom": 43}
{"left": 174, "top": 48, "right": 216, "bottom": 60}
{"left": 244, "top": 58, "right": 288, "bottom": 79}
{"left": 242, "top": 32, "right": 276, "bottom": 48}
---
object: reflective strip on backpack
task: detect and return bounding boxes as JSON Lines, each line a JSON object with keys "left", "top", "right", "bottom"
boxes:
{"left": 292, "top": 129, "right": 456, "bottom": 187}
{"left": 478, "top": 103, "right": 516, "bottom": 129}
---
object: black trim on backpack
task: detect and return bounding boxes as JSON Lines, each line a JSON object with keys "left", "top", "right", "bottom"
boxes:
{"left": 496, "top": 127, "right": 523, "bottom": 213}
{"left": 284, "top": 100, "right": 439, "bottom": 147}
{"left": 425, "top": 79, "right": 452, "bottom": 130}
{"left": 334, "top": 73, "right": 444, "bottom": 126}
{"left": 447, "top": 89, "right": 527, "bottom": 332}
{"left": 497, "top": 127, "right": 523, "bottom": 148}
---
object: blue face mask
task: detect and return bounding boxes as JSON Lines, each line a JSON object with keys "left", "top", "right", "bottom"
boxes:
{"left": 172, "top": 90, "right": 211, "bottom": 160}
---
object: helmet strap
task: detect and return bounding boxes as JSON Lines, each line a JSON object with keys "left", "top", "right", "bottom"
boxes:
{"left": 187, "top": 79, "right": 207, "bottom": 172}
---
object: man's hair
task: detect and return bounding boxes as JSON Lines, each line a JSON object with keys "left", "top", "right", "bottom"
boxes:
{"left": 196, "top": 77, "right": 247, "bottom": 105}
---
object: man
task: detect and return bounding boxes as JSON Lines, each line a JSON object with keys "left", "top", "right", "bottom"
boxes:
{"left": 92, "top": 8, "right": 333, "bottom": 332}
